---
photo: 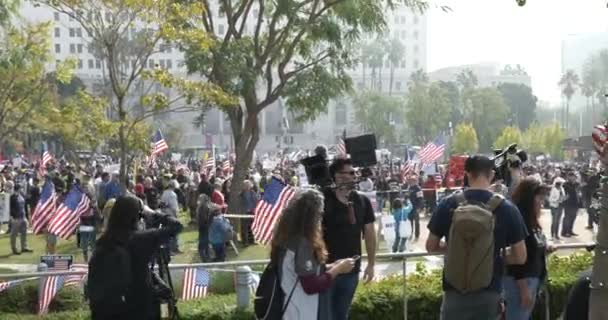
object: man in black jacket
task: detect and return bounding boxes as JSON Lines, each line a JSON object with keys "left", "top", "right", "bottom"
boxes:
{"left": 10, "top": 184, "right": 32, "bottom": 255}
{"left": 562, "top": 172, "right": 580, "bottom": 237}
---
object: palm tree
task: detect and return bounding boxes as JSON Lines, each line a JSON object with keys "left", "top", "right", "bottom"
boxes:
{"left": 558, "top": 69, "right": 579, "bottom": 133}
{"left": 368, "top": 38, "right": 386, "bottom": 91}
{"left": 408, "top": 69, "right": 428, "bottom": 89}
{"left": 456, "top": 69, "right": 478, "bottom": 90}
{"left": 386, "top": 38, "right": 404, "bottom": 95}
{"left": 360, "top": 42, "right": 373, "bottom": 89}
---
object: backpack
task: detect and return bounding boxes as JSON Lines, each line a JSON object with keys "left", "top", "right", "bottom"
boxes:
{"left": 444, "top": 192, "right": 504, "bottom": 294}
{"left": 87, "top": 240, "right": 132, "bottom": 318}
{"left": 254, "top": 253, "right": 298, "bottom": 320}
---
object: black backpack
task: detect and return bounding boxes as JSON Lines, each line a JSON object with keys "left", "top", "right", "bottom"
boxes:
{"left": 87, "top": 240, "right": 132, "bottom": 319}
{"left": 254, "top": 260, "right": 298, "bottom": 320}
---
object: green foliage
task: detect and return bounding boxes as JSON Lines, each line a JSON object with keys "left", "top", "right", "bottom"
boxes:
{"left": 1, "top": 253, "right": 592, "bottom": 319}
{"left": 405, "top": 82, "right": 450, "bottom": 145}
{"left": 494, "top": 126, "right": 522, "bottom": 150}
{"left": 353, "top": 91, "right": 404, "bottom": 144}
{"left": 464, "top": 87, "right": 509, "bottom": 152}
{"left": 542, "top": 122, "right": 566, "bottom": 160}
{"left": 522, "top": 122, "right": 546, "bottom": 154}
{"left": 451, "top": 123, "right": 478, "bottom": 155}
{"left": 497, "top": 83, "right": 538, "bottom": 130}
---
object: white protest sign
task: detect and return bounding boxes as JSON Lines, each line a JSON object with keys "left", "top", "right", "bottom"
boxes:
{"left": 171, "top": 153, "right": 182, "bottom": 162}
{"left": 381, "top": 215, "right": 395, "bottom": 248}
{"left": 297, "top": 165, "right": 308, "bottom": 187}
{"left": 0, "top": 193, "right": 9, "bottom": 223}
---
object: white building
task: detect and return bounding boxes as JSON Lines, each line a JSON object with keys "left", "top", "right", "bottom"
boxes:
{"left": 19, "top": 2, "right": 427, "bottom": 152}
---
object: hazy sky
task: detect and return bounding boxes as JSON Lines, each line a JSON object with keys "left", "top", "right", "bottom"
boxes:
{"left": 427, "top": 0, "right": 608, "bottom": 104}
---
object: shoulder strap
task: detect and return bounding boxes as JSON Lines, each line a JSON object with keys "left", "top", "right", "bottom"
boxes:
{"left": 454, "top": 191, "right": 467, "bottom": 205}
{"left": 280, "top": 247, "right": 299, "bottom": 316}
{"left": 486, "top": 194, "right": 504, "bottom": 212}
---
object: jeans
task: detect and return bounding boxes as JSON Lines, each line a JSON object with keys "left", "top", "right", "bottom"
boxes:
{"left": 441, "top": 290, "right": 502, "bottom": 320}
{"left": 377, "top": 196, "right": 386, "bottom": 213}
{"left": 410, "top": 209, "right": 420, "bottom": 239}
{"left": 550, "top": 207, "right": 563, "bottom": 237}
{"left": 329, "top": 273, "right": 359, "bottom": 320}
{"left": 392, "top": 224, "right": 407, "bottom": 252}
{"left": 562, "top": 207, "right": 578, "bottom": 235}
{"left": 10, "top": 218, "right": 28, "bottom": 253}
{"left": 198, "top": 224, "right": 210, "bottom": 262}
{"left": 503, "top": 276, "right": 540, "bottom": 320}
{"left": 212, "top": 243, "right": 226, "bottom": 262}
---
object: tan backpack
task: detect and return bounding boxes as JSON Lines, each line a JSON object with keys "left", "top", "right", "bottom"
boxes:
{"left": 444, "top": 191, "right": 504, "bottom": 293}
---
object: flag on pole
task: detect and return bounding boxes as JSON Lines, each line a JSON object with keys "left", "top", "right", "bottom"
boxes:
{"left": 222, "top": 159, "right": 231, "bottom": 173}
{"left": 152, "top": 129, "right": 169, "bottom": 156}
{"left": 31, "top": 178, "right": 57, "bottom": 235}
{"left": 251, "top": 177, "right": 296, "bottom": 245}
{"left": 39, "top": 143, "right": 53, "bottom": 176}
{"left": 203, "top": 148, "right": 215, "bottom": 175}
{"left": 418, "top": 135, "right": 446, "bottom": 165}
{"left": 39, "top": 276, "right": 65, "bottom": 315}
{"left": 47, "top": 186, "right": 91, "bottom": 240}
{"left": 0, "top": 278, "right": 36, "bottom": 293}
{"left": 182, "top": 268, "right": 210, "bottom": 300}
{"left": 64, "top": 264, "right": 88, "bottom": 287}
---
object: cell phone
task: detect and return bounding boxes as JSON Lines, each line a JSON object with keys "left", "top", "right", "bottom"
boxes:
{"left": 352, "top": 255, "right": 361, "bottom": 261}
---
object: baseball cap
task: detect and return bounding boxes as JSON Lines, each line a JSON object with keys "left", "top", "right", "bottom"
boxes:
{"left": 464, "top": 155, "right": 494, "bottom": 173}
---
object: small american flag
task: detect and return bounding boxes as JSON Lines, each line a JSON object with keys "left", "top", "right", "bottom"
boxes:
{"left": 182, "top": 268, "right": 210, "bottom": 300}
{"left": 418, "top": 135, "right": 446, "bottom": 165}
{"left": 47, "top": 186, "right": 91, "bottom": 240}
{"left": 39, "top": 275, "right": 65, "bottom": 315}
{"left": 0, "top": 278, "right": 35, "bottom": 293}
{"left": 336, "top": 138, "right": 347, "bottom": 158}
{"left": 251, "top": 177, "right": 296, "bottom": 245}
{"left": 222, "top": 159, "right": 231, "bottom": 173}
{"left": 39, "top": 143, "right": 53, "bottom": 176}
{"left": 31, "top": 178, "right": 56, "bottom": 235}
{"left": 152, "top": 129, "right": 169, "bottom": 156}
{"left": 64, "top": 264, "right": 88, "bottom": 287}
{"left": 204, "top": 153, "right": 215, "bottom": 175}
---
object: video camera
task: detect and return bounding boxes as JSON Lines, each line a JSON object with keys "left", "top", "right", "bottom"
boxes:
{"left": 492, "top": 143, "right": 528, "bottom": 187}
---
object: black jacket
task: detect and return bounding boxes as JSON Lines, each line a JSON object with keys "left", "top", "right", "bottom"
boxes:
{"left": 506, "top": 226, "right": 547, "bottom": 280}
{"left": 563, "top": 181, "right": 580, "bottom": 208}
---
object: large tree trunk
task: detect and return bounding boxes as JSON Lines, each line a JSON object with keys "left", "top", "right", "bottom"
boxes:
{"left": 117, "top": 97, "right": 129, "bottom": 190}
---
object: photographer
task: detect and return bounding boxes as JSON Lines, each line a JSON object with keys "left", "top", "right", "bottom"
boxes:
{"left": 88, "top": 195, "right": 183, "bottom": 320}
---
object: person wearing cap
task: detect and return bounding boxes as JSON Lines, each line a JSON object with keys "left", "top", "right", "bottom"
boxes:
{"left": 426, "top": 155, "right": 528, "bottom": 320}
{"left": 549, "top": 177, "right": 567, "bottom": 240}
{"left": 561, "top": 171, "right": 581, "bottom": 238}
{"left": 9, "top": 182, "right": 32, "bottom": 255}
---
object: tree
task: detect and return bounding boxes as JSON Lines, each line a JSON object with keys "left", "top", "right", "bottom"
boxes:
{"left": 543, "top": 122, "right": 566, "bottom": 160}
{"left": 0, "top": 0, "right": 18, "bottom": 25}
{"left": 386, "top": 38, "right": 404, "bottom": 95}
{"left": 169, "top": 0, "right": 431, "bottom": 213}
{"left": 353, "top": 91, "right": 403, "bottom": 144}
{"left": 522, "top": 122, "right": 546, "bottom": 154}
{"left": 451, "top": 123, "right": 478, "bottom": 155}
{"left": 0, "top": 22, "right": 75, "bottom": 149}
{"left": 437, "top": 80, "right": 460, "bottom": 125}
{"left": 405, "top": 82, "right": 450, "bottom": 145}
{"left": 558, "top": 69, "right": 579, "bottom": 133}
{"left": 408, "top": 69, "right": 429, "bottom": 89}
{"left": 36, "top": 0, "right": 230, "bottom": 185}
{"left": 467, "top": 88, "right": 509, "bottom": 151}
{"left": 494, "top": 126, "right": 522, "bottom": 150}
{"left": 368, "top": 38, "right": 387, "bottom": 91}
{"left": 456, "top": 69, "right": 478, "bottom": 90}
{"left": 497, "top": 83, "right": 538, "bottom": 130}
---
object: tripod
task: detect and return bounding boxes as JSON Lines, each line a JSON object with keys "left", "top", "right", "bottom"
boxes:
{"left": 155, "top": 244, "right": 179, "bottom": 320}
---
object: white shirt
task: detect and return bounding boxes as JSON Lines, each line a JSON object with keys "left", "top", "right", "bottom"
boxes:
{"left": 160, "top": 189, "right": 178, "bottom": 216}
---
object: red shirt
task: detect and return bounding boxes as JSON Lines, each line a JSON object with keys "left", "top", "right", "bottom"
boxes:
{"left": 211, "top": 190, "right": 225, "bottom": 207}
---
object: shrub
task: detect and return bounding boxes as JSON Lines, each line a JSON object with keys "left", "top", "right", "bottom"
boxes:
{"left": 0, "top": 252, "right": 594, "bottom": 319}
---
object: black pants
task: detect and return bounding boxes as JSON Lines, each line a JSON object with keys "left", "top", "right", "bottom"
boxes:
{"left": 240, "top": 212, "right": 254, "bottom": 245}
{"left": 410, "top": 210, "right": 420, "bottom": 239}
{"left": 562, "top": 207, "right": 578, "bottom": 235}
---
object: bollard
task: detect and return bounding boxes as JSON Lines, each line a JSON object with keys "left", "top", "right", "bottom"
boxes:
{"left": 235, "top": 265, "right": 252, "bottom": 309}
{"left": 403, "top": 257, "right": 408, "bottom": 320}
{"left": 38, "top": 263, "right": 48, "bottom": 314}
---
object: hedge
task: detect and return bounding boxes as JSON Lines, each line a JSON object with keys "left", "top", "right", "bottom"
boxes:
{"left": 0, "top": 252, "right": 593, "bottom": 319}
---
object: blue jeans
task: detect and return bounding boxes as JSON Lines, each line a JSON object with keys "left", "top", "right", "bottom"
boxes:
{"left": 212, "top": 243, "right": 226, "bottom": 262}
{"left": 503, "top": 276, "right": 540, "bottom": 320}
{"left": 392, "top": 223, "right": 407, "bottom": 253}
{"left": 329, "top": 272, "right": 359, "bottom": 320}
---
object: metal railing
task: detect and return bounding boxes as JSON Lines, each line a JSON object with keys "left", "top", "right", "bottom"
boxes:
{"left": 0, "top": 242, "right": 594, "bottom": 320}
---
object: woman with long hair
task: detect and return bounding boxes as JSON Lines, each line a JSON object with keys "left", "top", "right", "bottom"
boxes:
{"left": 88, "top": 195, "right": 183, "bottom": 320}
{"left": 505, "top": 178, "right": 554, "bottom": 320}
{"left": 270, "top": 189, "right": 355, "bottom": 320}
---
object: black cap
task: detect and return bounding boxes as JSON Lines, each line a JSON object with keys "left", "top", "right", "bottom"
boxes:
{"left": 464, "top": 155, "right": 494, "bottom": 173}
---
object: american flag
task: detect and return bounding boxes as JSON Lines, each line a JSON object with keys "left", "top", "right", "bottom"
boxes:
{"left": 152, "top": 129, "right": 169, "bottom": 155}
{"left": 39, "top": 275, "right": 65, "bottom": 315}
{"left": 31, "top": 178, "right": 57, "bottom": 235}
{"left": 203, "top": 152, "right": 215, "bottom": 174}
{"left": 64, "top": 264, "right": 88, "bottom": 287}
{"left": 0, "top": 277, "right": 35, "bottom": 293}
{"left": 39, "top": 143, "right": 53, "bottom": 176}
{"left": 47, "top": 186, "right": 91, "bottom": 240}
{"left": 222, "top": 159, "right": 231, "bottom": 172}
{"left": 418, "top": 135, "right": 446, "bottom": 165}
{"left": 47, "top": 258, "right": 71, "bottom": 271}
{"left": 251, "top": 177, "right": 296, "bottom": 245}
{"left": 182, "top": 267, "right": 209, "bottom": 300}
{"left": 336, "top": 138, "right": 347, "bottom": 158}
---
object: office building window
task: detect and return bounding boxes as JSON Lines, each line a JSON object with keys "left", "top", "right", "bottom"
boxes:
{"left": 394, "top": 16, "right": 399, "bottom": 24}
{"left": 400, "top": 16, "right": 406, "bottom": 24}
{"left": 401, "top": 60, "right": 406, "bottom": 68}
{"left": 69, "top": 28, "right": 75, "bottom": 37}
{"left": 54, "top": 12, "right": 60, "bottom": 21}
{"left": 77, "top": 28, "right": 83, "bottom": 37}
{"left": 54, "top": 44, "right": 61, "bottom": 53}
{"left": 414, "top": 16, "right": 419, "bottom": 24}
{"left": 148, "top": 59, "right": 155, "bottom": 68}
{"left": 414, "top": 31, "right": 419, "bottom": 40}
{"left": 414, "top": 45, "right": 419, "bottom": 53}
{"left": 159, "top": 59, "right": 166, "bottom": 69}
{"left": 219, "top": 24, "right": 225, "bottom": 35}
{"left": 414, "top": 59, "right": 419, "bottom": 69}
{"left": 56, "top": 59, "right": 61, "bottom": 65}
{"left": 96, "top": 60, "right": 101, "bottom": 69}
{"left": 54, "top": 27, "right": 60, "bottom": 37}
{"left": 77, "top": 44, "right": 83, "bottom": 53}
{"left": 69, "top": 44, "right": 76, "bottom": 53}
{"left": 167, "top": 59, "right": 173, "bottom": 69}
{"left": 401, "top": 30, "right": 407, "bottom": 39}
{"left": 87, "top": 45, "right": 93, "bottom": 53}
{"left": 88, "top": 59, "right": 94, "bottom": 69}
{"left": 78, "top": 59, "right": 83, "bottom": 69}
{"left": 396, "top": 81, "right": 402, "bottom": 91}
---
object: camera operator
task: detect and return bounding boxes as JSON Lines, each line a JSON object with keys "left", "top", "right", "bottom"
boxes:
{"left": 87, "top": 195, "right": 183, "bottom": 320}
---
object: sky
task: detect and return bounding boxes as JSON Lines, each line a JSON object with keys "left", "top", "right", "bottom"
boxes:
{"left": 426, "top": 0, "right": 608, "bottom": 104}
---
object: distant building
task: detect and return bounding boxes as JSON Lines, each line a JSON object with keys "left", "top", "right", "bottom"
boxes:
{"left": 19, "top": 2, "right": 427, "bottom": 152}
{"left": 428, "top": 62, "right": 532, "bottom": 88}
